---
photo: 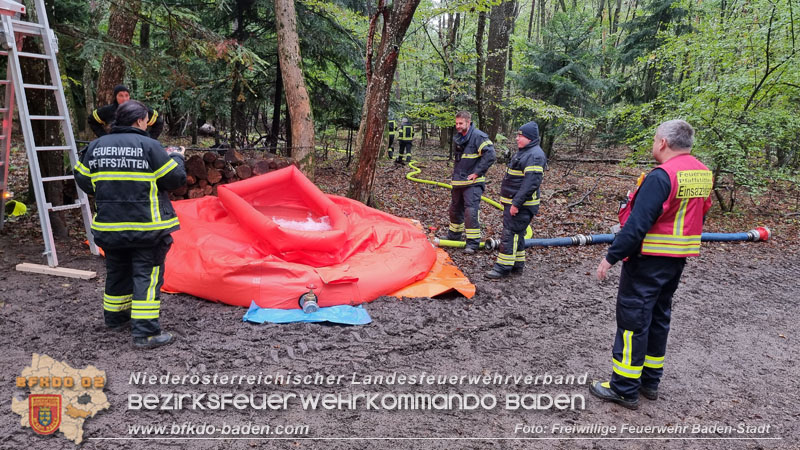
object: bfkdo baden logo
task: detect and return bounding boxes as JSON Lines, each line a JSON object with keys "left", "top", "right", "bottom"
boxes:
{"left": 29, "top": 394, "right": 61, "bottom": 435}
{"left": 12, "top": 354, "right": 110, "bottom": 444}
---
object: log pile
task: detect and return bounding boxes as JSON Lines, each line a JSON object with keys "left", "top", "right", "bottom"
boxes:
{"left": 168, "top": 150, "right": 295, "bottom": 200}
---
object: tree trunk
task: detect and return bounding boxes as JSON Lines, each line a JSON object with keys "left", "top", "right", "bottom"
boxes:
{"left": 275, "top": 0, "right": 316, "bottom": 177}
{"left": 527, "top": 0, "right": 536, "bottom": 41}
{"left": 483, "top": 0, "right": 515, "bottom": 141}
{"left": 269, "top": 62, "right": 283, "bottom": 151}
{"left": 476, "top": 10, "right": 486, "bottom": 127}
{"left": 96, "top": 0, "right": 141, "bottom": 105}
{"left": 348, "top": 0, "right": 422, "bottom": 204}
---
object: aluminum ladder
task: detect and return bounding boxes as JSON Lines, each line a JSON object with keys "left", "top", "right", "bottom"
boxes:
{"left": 0, "top": 0, "right": 97, "bottom": 266}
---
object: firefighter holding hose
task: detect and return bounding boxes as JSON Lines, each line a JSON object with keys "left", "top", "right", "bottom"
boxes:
{"left": 590, "top": 119, "right": 713, "bottom": 409}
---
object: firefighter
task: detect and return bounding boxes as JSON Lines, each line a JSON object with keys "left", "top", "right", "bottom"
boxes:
{"left": 590, "top": 119, "right": 713, "bottom": 410}
{"left": 446, "top": 111, "right": 496, "bottom": 253}
{"left": 75, "top": 100, "right": 186, "bottom": 349}
{"left": 387, "top": 118, "right": 397, "bottom": 160}
{"left": 485, "top": 121, "right": 545, "bottom": 279}
{"left": 88, "top": 85, "right": 164, "bottom": 139}
{"left": 396, "top": 118, "right": 414, "bottom": 164}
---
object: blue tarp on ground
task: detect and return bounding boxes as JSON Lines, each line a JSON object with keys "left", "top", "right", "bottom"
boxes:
{"left": 242, "top": 301, "right": 372, "bottom": 325}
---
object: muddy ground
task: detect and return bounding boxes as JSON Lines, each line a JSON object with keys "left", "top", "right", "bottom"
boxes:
{"left": 1, "top": 146, "right": 798, "bottom": 449}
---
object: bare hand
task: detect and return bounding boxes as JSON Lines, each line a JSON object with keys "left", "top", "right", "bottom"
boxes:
{"left": 596, "top": 258, "right": 612, "bottom": 281}
{"left": 467, "top": 173, "right": 478, "bottom": 181}
{"left": 167, "top": 146, "right": 185, "bottom": 156}
{"left": 510, "top": 205, "right": 519, "bottom": 216}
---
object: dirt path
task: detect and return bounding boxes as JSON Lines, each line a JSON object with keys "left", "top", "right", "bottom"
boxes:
{"left": 1, "top": 155, "right": 797, "bottom": 449}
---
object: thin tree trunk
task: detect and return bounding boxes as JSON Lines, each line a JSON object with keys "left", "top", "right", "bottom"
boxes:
{"left": 348, "top": 0, "right": 421, "bottom": 204}
{"left": 96, "top": 0, "right": 141, "bottom": 104}
{"left": 269, "top": 62, "right": 283, "bottom": 150}
{"left": 476, "top": 10, "right": 487, "bottom": 127}
{"left": 527, "top": 0, "right": 536, "bottom": 41}
{"left": 484, "top": 0, "right": 515, "bottom": 141}
{"left": 275, "top": 0, "right": 316, "bottom": 177}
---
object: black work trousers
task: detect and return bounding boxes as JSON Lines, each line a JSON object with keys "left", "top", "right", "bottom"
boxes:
{"left": 397, "top": 141, "right": 412, "bottom": 162}
{"left": 609, "top": 254, "right": 686, "bottom": 399}
{"left": 492, "top": 204, "right": 536, "bottom": 273}
{"left": 447, "top": 184, "right": 484, "bottom": 249}
{"left": 103, "top": 236, "right": 173, "bottom": 337}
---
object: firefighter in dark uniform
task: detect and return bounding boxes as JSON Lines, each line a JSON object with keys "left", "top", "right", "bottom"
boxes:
{"left": 447, "top": 111, "right": 496, "bottom": 253}
{"left": 486, "top": 121, "right": 546, "bottom": 279}
{"left": 75, "top": 100, "right": 186, "bottom": 349}
{"left": 396, "top": 118, "right": 414, "bottom": 164}
{"left": 88, "top": 85, "right": 164, "bottom": 139}
{"left": 387, "top": 118, "right": 397, "bottom": 160}
{"left": 590, "top": 119, "right": 713, "bottom": 409}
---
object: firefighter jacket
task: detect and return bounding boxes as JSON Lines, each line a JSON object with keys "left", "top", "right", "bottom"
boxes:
{"left": 89, "top": 102, "right": 164, "bottom": 139}
{"left": 500, "top": 141, "right": 546, "bottom": 208}
{"left": 388, "top": 120, "right": 397, "bottom": 137}
{"left": 451, "top": 124, "right": 496, "bottom": 187}
{"left": 398, "top": 124, "right": 414, "bottom": 142}
{"left": 74, "top": 126, "right": 186, "bottom": 249}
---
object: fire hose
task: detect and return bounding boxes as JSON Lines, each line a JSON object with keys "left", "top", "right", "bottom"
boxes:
{"left": 434, "top": 227, "right": 771, "bottom": 250}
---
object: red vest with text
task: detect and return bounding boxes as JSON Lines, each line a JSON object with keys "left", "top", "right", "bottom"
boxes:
{"left": 636, "top": 154, "right": 713, "bottom": 257}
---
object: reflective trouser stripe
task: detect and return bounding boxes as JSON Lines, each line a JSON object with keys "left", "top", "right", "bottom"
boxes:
{"left": 131, "top": 300, "right": 161, "bottom": 320}
{"left": 497, "top": 234, "right": 519, "bottom": 266}
{"left": 103, "top": 293, "right": 132, "bottom": 312}
{"left": 612, "top": 358, "right": 643, "bottom": 379}
{"left": 644, "top": 355, "right": 665, "bottom": 369}
{"left": 515, "top": 250, "right": 525, "bottom": 262}
{"left": 449, "top": 223, "right": 465, "bottom": 232}
{"left": 613, "top": 330, "right": 642, "bottom": 378}
{"left": 465, "top": 228, "right": 481, "bottom": 239}
{"left": 132, "top": 266, "right": 161, "bottom": 319}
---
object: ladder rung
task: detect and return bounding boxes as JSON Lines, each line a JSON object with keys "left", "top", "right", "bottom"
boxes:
{"left": 0, "top": 81, "right": 9, "bottom": 85}
{"left": 16, "top": 52, "right": 51, "bottom": 60}
{"left": 48, "top": 202, "right": 83, "bottom": 212}
{"left": 35, "top": 146, "right": 72, "bottom": 152}
{"left": 41, "top": 175, "right": 74, "bottom": 182}
{"left": 0, "top": 109, "right": 9, "bottom": 113}
{"left": 11, "top": 20, "right": 45, "bottom": 29}
{"left": 23, "top": 84, "right": 58, "bottom": 91}
{"left": 29, "top": 115, "right": 65, "bottom": 121}
{"left": 9, "top": 21, "right": 47, "bottom": 37}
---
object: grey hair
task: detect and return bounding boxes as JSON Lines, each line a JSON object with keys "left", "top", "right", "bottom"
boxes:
{"left": 656, "top": 119, "right": 694, "bottom": 150}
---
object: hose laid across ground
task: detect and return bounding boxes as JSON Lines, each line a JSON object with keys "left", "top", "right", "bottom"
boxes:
{"left": 434, "top": 227, "right": 771, "bottom": 250}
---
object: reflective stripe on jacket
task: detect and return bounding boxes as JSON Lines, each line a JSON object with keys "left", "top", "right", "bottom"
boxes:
{"left": 398, "top": 125, "right": 414, "bottom": 141}
{"left": 500, "top": 142, "right": 546, "bottom": 208}
{"left": 638, "top": 154, "right": 712, "bottom": 257}
{"left": 452, "top": 124, "right": 496, "bottom": 187}
{"left": 74, "top": 126, "right": 186, "bottom": 249}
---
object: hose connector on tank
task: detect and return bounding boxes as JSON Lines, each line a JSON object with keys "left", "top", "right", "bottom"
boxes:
{"left": 748, "top": 227, "right": 771, "bottom": 242}
{"left": 299, "top": 284, "right": 319, "bottom": 313}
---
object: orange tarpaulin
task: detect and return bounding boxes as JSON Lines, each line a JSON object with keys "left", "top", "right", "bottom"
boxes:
{"left": 390, "top": 248, "right": 476, "bottom": 299}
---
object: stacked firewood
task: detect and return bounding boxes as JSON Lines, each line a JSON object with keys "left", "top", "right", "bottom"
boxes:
{"left": 168, "top": 150, "right": 295, "bottom": 200}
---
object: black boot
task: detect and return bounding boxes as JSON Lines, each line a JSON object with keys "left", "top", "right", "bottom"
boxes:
{"left": 133, "top": 332, "right": 175, "bottom": 349}
{"left": 589, "top": 381, "right": 639, "bottom": 410}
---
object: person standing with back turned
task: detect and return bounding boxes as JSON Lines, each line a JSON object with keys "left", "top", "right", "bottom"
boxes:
{"left": 590, "top": 119, "right": 713, "bottom": 409}
{"left": 75, "top": 100, "right": 186, "bottom": 349}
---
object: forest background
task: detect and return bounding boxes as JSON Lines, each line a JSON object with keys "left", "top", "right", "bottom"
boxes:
{"left": 6, "top": 0, "right": 799, "bottom": 220}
